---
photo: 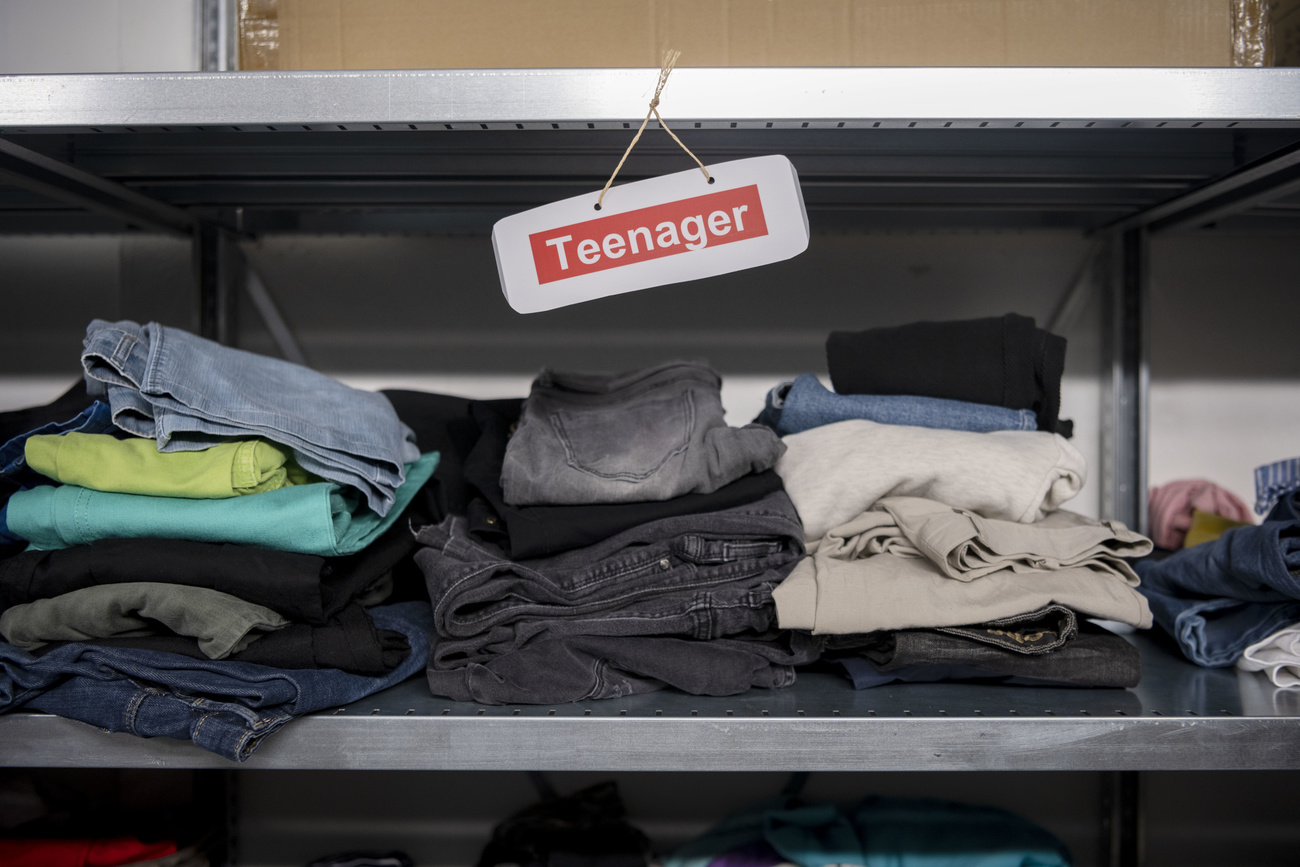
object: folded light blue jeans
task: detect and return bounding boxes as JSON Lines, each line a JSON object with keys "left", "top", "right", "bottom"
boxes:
{"left": 81, "top": 320, "right": 419, "bottom": 516}
{"left": 0, "top": 601, "right": 433, "bottom": 762}
{"left": 756, "top": 374, "right": 1038, "bottom": 437}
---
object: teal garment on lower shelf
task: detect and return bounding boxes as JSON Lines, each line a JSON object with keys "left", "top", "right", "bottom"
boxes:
{"left": 664, "top": 795, "right": 1072, "bottom": 867}
{"left": 6, "top": 452, "right": 438, "bottom": 557}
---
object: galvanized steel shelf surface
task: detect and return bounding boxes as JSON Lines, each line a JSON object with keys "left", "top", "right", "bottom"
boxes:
{"left": 2, "top": 68, "right": 1300, "bottom": 234}
{"left": 2, "top": 633, "right": 1297, "bottom": 771}
{"left": 3, "top": 68, "right": 1300, "bottom": 130}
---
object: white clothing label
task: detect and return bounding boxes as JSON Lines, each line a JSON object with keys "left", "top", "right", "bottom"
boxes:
{"left": 492, "top": 155, "right": 809, "bottom": 313}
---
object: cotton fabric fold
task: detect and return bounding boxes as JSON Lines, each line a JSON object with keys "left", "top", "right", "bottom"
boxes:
{"left": 775, "top": 419, "right": 1086, "bottom": 542}
{"left": 5, "top": 452, "right": 438, "bottom": 557}
{"left": 774, "top": 501, "right": 1152, "bottom": 634}
{"left": 25, "top": 432, "right": 313, "bottom": 498}
{"left": 0, "top": 582, "right": 288, "bottom": 659}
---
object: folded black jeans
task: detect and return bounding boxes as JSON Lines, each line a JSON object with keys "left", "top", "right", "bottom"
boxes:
{"left": 829, "top": 617, "right": 1140, "bottom": 689}
{"left": 415, "top": 490, "right": 812, "bottom": 704}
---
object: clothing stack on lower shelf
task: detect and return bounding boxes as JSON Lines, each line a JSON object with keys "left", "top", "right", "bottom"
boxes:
{"left": 0, "top": 320, "right": 438, "bottom": 761}
{"left": 761, "top": 315, "right": 1152, "bottom": 689}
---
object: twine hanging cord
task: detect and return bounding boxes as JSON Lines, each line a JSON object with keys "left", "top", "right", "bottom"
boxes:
{"left": 595, "top": 50, "right": 712, "bottom": 211}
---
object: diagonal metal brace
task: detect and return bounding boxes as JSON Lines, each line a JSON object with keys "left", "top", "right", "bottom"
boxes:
{"left": 1103, "top": 137, "right": 1300, "bottom": 235}
{"left": 0, "top": 136, "right": 196, "bottom": 236}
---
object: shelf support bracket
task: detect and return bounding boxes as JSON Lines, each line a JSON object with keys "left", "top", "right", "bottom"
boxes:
{"left": 1101, "top": 770, "right": 1143, "bottom": 867}
{"left": 1100, "top": 228, "right": 1149, "bottom": 534}
{"left": 0, "top": 137, "right": 196, "bottom": 237}
{"left": 1104, "top": 137, "right": 1300, "bottom": 235}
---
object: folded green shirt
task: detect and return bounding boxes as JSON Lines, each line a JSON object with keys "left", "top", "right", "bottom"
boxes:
{"left": 0, "top": 582, "right": 289, "bottom": 659}
{"left": 25, "top": 432, "right": 316, "bottom": 498}
{"left": 7, "top": 451, "right": 439, "bottom": 557}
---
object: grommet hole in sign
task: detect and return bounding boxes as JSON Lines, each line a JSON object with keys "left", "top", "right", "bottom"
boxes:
{"left": 492, "top": 50, "right": 809, "bottom": 314}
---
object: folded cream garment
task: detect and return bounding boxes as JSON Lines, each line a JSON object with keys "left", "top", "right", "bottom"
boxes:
{"left": 1237, "top": 623, "right": 1300, "bottom": 688}
{"left": 774, "top": 498, "right": 1152, "bottom": 634}
{"left": 775, "top": 419, "right": 1086, "bottom": 542}
{"left": 877, "top": 496, "right": 1150, "bottom": 583}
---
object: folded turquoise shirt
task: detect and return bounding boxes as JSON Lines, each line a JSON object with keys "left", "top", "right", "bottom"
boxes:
{"left": 6, "top": 452, "right": 438, "bottom": 557}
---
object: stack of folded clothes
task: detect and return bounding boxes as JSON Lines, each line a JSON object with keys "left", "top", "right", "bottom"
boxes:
{"left": 413, "top": 360, "right": 820, "bottom": 705}
{"left": 0, "top": 320, "right": 440, "bottom": 761}
{"left": 761, "top": 314, "right": 1153, "bottom": 689}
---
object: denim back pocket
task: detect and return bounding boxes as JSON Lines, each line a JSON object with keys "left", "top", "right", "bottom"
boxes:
{"left": 550, "top": 391, "right": 695, "bottom": 482}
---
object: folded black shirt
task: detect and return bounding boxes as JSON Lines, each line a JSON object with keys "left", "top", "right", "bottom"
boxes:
{"left": 825, "top": 313, "right": 1072, "bottom": 437}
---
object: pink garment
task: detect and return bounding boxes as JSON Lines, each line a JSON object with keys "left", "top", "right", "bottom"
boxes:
{"left": 1148, "top": 479, "right": 1253, "bottom": 550}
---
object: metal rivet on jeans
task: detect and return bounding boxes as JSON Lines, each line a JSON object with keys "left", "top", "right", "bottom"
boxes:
{"left": 659, "top": 558, "right": 671, "bottom": 570}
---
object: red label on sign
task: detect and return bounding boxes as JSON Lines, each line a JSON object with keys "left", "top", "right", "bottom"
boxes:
{"left": 529, "top": 184, "right": 768, "bottom": 284}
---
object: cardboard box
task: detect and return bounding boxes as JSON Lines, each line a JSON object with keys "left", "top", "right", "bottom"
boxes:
{"left": 239, "top": 0, "right": 1239, "bottom": 70}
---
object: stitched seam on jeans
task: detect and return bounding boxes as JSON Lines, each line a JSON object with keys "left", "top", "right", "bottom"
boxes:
{"left": 445, "top": 565, "right": 779, "bottom": 630}
{"left": 123, "top": 689, "right": 147, "bottom": 734}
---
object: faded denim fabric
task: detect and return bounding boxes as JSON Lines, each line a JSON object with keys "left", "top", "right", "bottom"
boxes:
{"left": 500, "top": 361, "right": 785, "bottom": 506}
{"left": 415, "top": 490, "right": 815, "bottom": 704}
{"left": 0, "top": 601, "right": 432, "bottom": 762}
{"left": 756, "top": 374, "right": 1038, "bottom": 437}
{"left": 81, "top": 320, "right": 419, "bottom": 516}
{"left": 1135, "top": 516, "right": 1300, "bottom": 667}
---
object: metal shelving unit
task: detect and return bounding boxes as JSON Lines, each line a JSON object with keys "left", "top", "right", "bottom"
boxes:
{"left": 2, "top": 68, "right": 1300, "bottom": 787}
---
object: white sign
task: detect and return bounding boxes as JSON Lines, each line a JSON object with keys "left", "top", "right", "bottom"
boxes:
{"left": 492, "top": 155, "right": 810, "bottom": 313}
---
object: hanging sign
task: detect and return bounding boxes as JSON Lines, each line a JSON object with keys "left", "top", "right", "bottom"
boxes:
{"left": 492, "top": 154, "right": 809, "bottom": 313}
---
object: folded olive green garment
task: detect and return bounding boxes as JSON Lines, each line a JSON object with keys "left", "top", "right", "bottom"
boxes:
{"left": 25, "top": 431, "right": 316, "bottom": 498}
{"left": 0, "top": 582, "right": 289, "bottom": 659}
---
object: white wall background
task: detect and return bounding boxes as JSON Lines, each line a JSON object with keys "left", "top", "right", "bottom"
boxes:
{"left": 0, "top": 0, "right": 198, "bottom": 73}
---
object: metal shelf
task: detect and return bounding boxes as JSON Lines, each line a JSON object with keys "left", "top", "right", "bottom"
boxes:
{"left": 2, "top": 68, "right": 1300, "bottom": 234}
{"left": 2, "top": 632, "right": 1297, "bottom": 771}
{"left": 3, "top": 68, "right": 1300, "bottom": 130}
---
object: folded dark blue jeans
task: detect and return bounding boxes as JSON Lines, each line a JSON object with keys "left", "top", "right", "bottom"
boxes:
{"left": 1134, "top": 517, "right": 1300, "bottom": 666}
{"left": 0, "top": 601, "right": 432, "bottom": 762}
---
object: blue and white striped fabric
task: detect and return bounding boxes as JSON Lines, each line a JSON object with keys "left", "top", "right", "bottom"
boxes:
{"left": 1255, "top": 457, "right": 1300, "bottom": 516}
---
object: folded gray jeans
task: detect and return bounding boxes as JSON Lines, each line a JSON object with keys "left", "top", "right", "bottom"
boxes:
{"left": 501, "top": 360, "right": 786, "bottom": 506}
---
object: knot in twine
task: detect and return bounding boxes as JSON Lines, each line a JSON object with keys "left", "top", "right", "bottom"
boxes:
{"left": 596, "top": 49, "right": 712, "bottom": 210}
